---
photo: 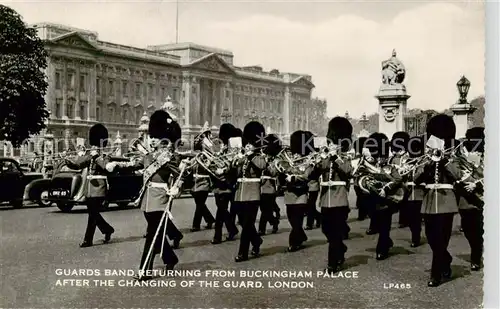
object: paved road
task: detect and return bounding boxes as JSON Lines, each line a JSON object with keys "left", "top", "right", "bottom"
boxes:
{"left": 1, "top": 192, "right": 482, "bottom": 308}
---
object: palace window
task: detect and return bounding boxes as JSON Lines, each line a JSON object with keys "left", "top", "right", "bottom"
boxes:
{"left": 123, "top": 109, "right": 129, "bottom": 123}
{"left": 79, "top": 74, "right": 86, "bottom": 92}
{"left": 96, "top": 106, "right": 101, "bottom": 122}
{"left": 135, "top": 109, "right": 142, "bottom": 124}
{"left": 67, "top": 72, "right": 75, "bottom": 90}
{"left": 109, "top": 107, "right": 115, "bottom": 122}
{"left": 173, "top": 88, "right": 178, "bottom": 102}
{"left": 55, "top": 99, "right": 62, "bottom": 118}
{"left": 96, "top": 78, "right": 101, "bottom": 95}
{"left": 79, "top": 101, "right": 87, "bottom": 120}
{"left": 122, "top": 81, "right": 128, "bottom": 97}
{"left": 148, "top": 84, "right": 153, "bottom": 97}
{"left": 135, "top": 83, "right": 141, "bottom": 98}
{"left": 108, "top": 80, "right": 114, "bottom": 94}
{"left": 55, "top": 72, "right": 61, "bottom": 89}
{"left": 67, "top": 98, "right": 75, "bottom": 118}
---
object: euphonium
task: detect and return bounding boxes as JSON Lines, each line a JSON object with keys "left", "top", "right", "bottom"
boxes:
{"left": 130, "top": 137, "right": 150, "bottom": 155}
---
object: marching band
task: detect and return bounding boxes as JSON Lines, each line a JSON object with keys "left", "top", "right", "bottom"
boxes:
{"left": 73, "top": 111, "right": 484, "bottom": 287}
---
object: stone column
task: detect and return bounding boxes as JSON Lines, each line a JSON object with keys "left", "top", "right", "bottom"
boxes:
{"left": 191, "top": 76, "right": 201, "bottom": 127}
{"left": 225, "top": 81, "right": 233, "bottom": 124}
{"left": 283, "top": 86, "right": 291, "bottom": 136}
{"left": 182, "top": 75, "right": 191, "bottom": 127}
{"left": 61, "top": 59, "right": 68, "bottom": 119}
{"left": 451, "top": 103, "right": 476, "bottom": 139}
{"left": 89, "top": 62, "right": 97, "bottom": 121}
{"left": 45, "top": 58, "right": 56, "bottom": 116}
{"left": 375, "top": 84, "right": 410, "bottom": 139}
{"left": 211, "top": 80, "right": 218, "bottom": 126}
{"left": 64, "top": 128, "right": 71, "bottom": 150}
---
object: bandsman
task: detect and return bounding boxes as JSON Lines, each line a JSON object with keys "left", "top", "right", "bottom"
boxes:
{"left": 211, "top": 123, "right": 239, "bottom": 244}
{"left": 457, "top": 127, "right": 484, "bottom": 271}
{"left": 389, "top": 131, "right": 411, "bottom": 228}
{"left": 315, "top": 117, "right": 353, "bottom": 273}
{"left": 414, "top": 114, "right": 462, "bottom": 287}
{"left": 233, "top": 121, "right": 267, "bottom": 262}
{"left": 65, "top": 124, "right": 114, "bottom": 248}
{"left": 258, "top": 133, "right": 281, "bottom": 235}
{"left": 405, "top": 135, "right": 425, "bottom": 247}
{"left": 305, "top": 133, "right": 321, "bottom": 230}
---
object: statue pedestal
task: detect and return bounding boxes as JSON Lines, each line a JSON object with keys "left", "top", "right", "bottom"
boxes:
{"left": 375, "top": 84, "right": 410, "bottom": 139}
{"left": 451, "top": 103, "right": 476, "bottom": 139}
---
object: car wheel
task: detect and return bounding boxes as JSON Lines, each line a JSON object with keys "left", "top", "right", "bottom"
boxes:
{"left": 11, "top": 200, "right": 23, "bottom": 208}
{"left": 37, "top": 190, "right": 52, "bottom": 207}
{"left": 56, "top": 202, "right": 74, "bottom": 212}
{"left": 117, "top": 202, "right": 129, "bottom": 208}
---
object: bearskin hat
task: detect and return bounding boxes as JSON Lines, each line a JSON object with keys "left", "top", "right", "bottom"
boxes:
{"left": 219, "top": 123, "right": 235, "bottom": 145}
{"left": 89, "top": 123, "right": 108, "bottom": 147}
{"left": 233, "top": 128, "right": 243, "bottom": 138}
{"left": 353, "top": 137, "right": 367, "bottom": 155}
{"left": 407, "top": 135, "right": 424, "bottom": 158}
{"left": 243, "top": 121, "right": 266, "bottom": 147}
{"left": 365, "top": 132, "right": 390, "bottom": 158}
{"left": 326, "top": 117, "right": 353, "bottom": 152}
{"left": 391, "top": 131, "right": 410, "bottom": 153}
{"left": 465, "top": 127, "right": 485, "bottom": 153}
{"left": 167, "top": 120, "right": 182, "bottom": 147}
{"left": 148, "top": 110, "right": 172, "bottom": 140}
{"left": 425, "top": 114, "right": 456, "bottom": 148}
{"left": 263, "top": 134, "right": 283, "bottom": 156}
{"left": 302, "top": 131, "right": 315, "bottom": 156}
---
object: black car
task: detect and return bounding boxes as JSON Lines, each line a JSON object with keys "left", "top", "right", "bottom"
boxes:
{"left": 0, "top": 158, "right": 46, "bottom": 208}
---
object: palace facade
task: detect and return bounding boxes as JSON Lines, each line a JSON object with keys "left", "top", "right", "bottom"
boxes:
{"left": 3, "top": 22, "right": 326, "bottom": 158}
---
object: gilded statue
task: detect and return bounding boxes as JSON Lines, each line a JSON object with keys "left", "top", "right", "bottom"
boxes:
{"left": 381, "top": 49, "right": 406, "bottom": 85}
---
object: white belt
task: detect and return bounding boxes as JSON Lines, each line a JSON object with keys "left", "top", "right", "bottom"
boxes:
{"left": 149, "top": 182, "right": 169, "bottom": 188}
{"left": 237, "top": 178, "right": 261, "bottom": 183}
{"left": 320, "top": 180, "right": 347, "bottom": 187}
{"left": 425, "top": 184, "right": 454, "bottom": 189}
{"left": 261, "top": 176, "right": 275, "bottom": 180}
{"left": 406, "top": 182, "right": 415, "bottom": 186}
{"left": 194, "top": 174, "right": 210, "bottom": 178}
{"left": 87, "top": 175, "right": 107, "bottom": 180}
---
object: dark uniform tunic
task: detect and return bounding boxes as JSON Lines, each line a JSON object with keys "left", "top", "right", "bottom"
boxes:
{"left": 405, "top": 167, "right": 425, "bottom": 245}
{"left": 232, "top": 153, "right": 266, "bottom": 258}
{"left": 415, "top": 158, "right": 462, "bottom": 280}
{"left": 389, "top": 153, "right": 409, "bottom": 226}
{"left": 66, "top": 152, "right": 114, "bottom": 244}
{"left": 190, "top": 164, "right": 215, "bottom": 229}
{"left": 315, "top": 154, "right": 352, "bottom": 266}
{"left": 457, "top": 157, "right": 484, "bottom": 267}
{"left": 259, "top": 157, "right": 280, "bottom": 234}
{"left": 127, "top": 149, "right": 184, "bottom": 271}
{"left": 282, "top": 156, "right": 314, "bottom": 248}
{"left": 306, "top": 173, "right": 321, "bottom": 228}
{"left": 211, "top": 146, "right": 238, "bottom": 242}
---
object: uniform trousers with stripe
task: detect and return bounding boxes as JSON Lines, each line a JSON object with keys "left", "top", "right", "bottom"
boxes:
{"left": 84, "top": 197, "right": 114, "bottom": 243}
{"left": 140, "top": 211, "right": 178, "bottom": 272}
{"left": 213, "top": 192, "right": 238, "bottom": 241}
{"left": 406, "top": 201, "right": 423, "bottom": 243}
{"left": 374, "top": 207, "right": 394, "bottom": 254}
{"left": 259, "top": 193, "right": 279, "bottom": 232}
{"left": 423, "top": 213, "right": 454, "bottom": 279}
{"left": 321, "top": 206, "right": 349, "bottom": 266}
{"left": 459, "top": 208, "right": 483, "bottom": 265}
{"left": 191, "top": 191, "right": 215, "bottom": 229}
{"left": 286, "top": 204, "right": 308, "bottom": 247}
{"left": 306, "top": 191, "right": 321, "bottom": 227}
{"left": 235, "top": 201, "right": 262, "bottom": 257}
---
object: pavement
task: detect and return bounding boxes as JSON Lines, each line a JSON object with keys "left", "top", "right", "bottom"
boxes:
{"left": 0, "top": 191, "right": 483, "bottom": 309}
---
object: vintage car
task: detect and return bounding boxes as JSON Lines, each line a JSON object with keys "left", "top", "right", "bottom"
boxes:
{"left": 0, "top": 158, "right": 46, "bottom": 208}
{"left": 44, "top": 156, "right": 143, "bottom": 212}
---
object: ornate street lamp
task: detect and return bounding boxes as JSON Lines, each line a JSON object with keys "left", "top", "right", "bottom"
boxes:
{"left": 456, "top": 75, "right": 471, "bottom": 104}
{"left": 360, "top": 113, "right": 368, "bottom": 130}
{"left": 220, "top": 107, "right": 232, "bottom": 123}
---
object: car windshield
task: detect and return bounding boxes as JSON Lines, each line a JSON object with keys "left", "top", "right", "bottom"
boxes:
{"left": 1, "top": 161, "right": 19, "bottom": 173}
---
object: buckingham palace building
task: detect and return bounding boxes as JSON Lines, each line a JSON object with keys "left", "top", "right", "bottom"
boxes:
{"left": 3, "top": 22, "right": 327, "bottom": 158}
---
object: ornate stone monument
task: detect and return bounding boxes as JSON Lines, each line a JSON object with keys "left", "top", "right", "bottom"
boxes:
{"left": 451, "top": 76, "right": 475, "bottom": 138}
{"left": 375, "top": 49, "right": 410, "bottom": 139}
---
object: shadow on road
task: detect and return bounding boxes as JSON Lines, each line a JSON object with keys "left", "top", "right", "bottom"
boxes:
{"left": 365, "top": 246, "right": 416, "bottom": 257}
{"left": 343, "top": 254, "right": 371, "bottom": 270}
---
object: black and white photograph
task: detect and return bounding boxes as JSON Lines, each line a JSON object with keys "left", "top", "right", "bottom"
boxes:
{"left": 0, "top": 0, "right": 493, "bottom": 308}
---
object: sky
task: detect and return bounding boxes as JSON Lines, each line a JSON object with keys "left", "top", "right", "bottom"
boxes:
{"left": 3, "top": 0, "right": 485, "bottom": 118}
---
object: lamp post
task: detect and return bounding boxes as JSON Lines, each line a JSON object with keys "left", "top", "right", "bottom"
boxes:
{"left": 360, "top": 113, "right": 368, "bottom": 130}
{"left": 456, "top": 75, "right": 471, "bottom": 104}
{"left": 451, "top": 75, "right": 475, "bottom": 138}
{"left": 220, "top": 107, "right": 232, "bottom": 124}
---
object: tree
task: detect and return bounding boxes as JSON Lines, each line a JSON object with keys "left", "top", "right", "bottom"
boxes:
{"left": 0, "top": 5, "right": 49, "bottom": 147}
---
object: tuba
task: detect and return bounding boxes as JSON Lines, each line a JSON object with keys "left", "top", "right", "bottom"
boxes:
{"left": 130, "top": 137, "right": 150, "bottom": 155}
{"left": 194, "top": 135, "right": 234, "bottom": 180}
